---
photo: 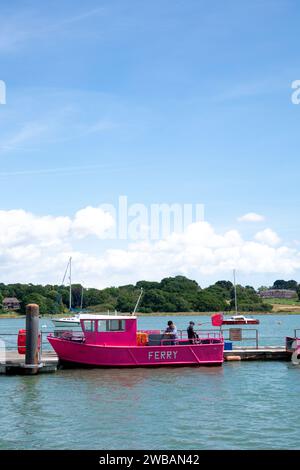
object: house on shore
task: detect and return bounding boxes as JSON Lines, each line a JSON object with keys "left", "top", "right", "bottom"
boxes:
{"left": 259, "top": 289, "right": 297, "bottom": 299}
{"left": 2, "top": 297, "right": 21, "bottom": 310}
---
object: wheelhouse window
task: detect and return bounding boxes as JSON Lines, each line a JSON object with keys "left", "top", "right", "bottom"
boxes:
{"left": 83, "top": 320, "right": 97, "bottom": 332}
{"left": 108, "top": 319, "right": 125, "bottom": 331}
{"left": 98, "top": 320, "right": 107, "bottom": 332}
{"left": 83, "top": 319, "right": 126, "bottom": 333}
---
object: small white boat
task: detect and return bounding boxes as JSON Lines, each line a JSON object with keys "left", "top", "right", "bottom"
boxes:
{"left": 52, "top": 260, "right": 144, "bottom": 329}
{"left": 221, "top": 270, "right": 259, "bottom": 325}
{"left": 52, "top": 314, "right": 81, "bottom": 328}
{"left": 222, "top": 315, "right": 260, "bottom": 325}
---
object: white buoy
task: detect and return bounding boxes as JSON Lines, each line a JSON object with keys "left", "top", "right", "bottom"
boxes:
{"left": 291, "top": 346, "right": 300, "bottom": 366}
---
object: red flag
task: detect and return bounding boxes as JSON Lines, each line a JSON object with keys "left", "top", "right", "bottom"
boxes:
{"left": 211, "top": 313, "right": 223, "bottom": 327}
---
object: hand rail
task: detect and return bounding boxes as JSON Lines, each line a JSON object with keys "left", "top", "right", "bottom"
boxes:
{"left": 159, "top": 337, "right": 223, "bottom": 346}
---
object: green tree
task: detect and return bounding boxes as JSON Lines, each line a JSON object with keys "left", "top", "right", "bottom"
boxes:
{"left": 193, "top": 290, "right": 226, "bottom": 312}
{"left": 230, "top": 285, "right": 272, "bottom": 312}
{"left": 272, "top": 280, "right": 298, "bottom": 290}
{"left": 22, "top": 293, "right": 49, "bottom": 315}
{"left": 214, "top": 280, "right": 233, "bottom": 292}
{"left": 160, "top": 276, "right": 199, "bottom": 293}
{"left": 141, "top": 290, "right": 168, "bottom": 312}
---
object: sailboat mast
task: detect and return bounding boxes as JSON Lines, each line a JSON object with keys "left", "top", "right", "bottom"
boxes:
{"left": 233, "top": 269, "right": 238, "bottom": 314}
{"left": 80, "top": 285, "right": 84, "bottom": 311}
{"left": 69, "top": 257, "right": 72, "bottom": 311}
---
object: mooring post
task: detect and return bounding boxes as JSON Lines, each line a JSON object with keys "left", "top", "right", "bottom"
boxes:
{"left": 25, "top": 303, "right": 40, "bottom": 375}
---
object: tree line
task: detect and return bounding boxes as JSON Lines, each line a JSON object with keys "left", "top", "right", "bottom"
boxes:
{"left": 1, "top": 275, "right": 296, "bottom": 315}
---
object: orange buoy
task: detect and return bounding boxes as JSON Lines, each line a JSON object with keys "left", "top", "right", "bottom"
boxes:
{"left": 136, "top": 332, "right": 148, "bottom": 346}
{"left": 17, "top": 329, "right": 41, "bottom": 355}
{"left": 17, "top": 329, "right": 26, "bottom": 354}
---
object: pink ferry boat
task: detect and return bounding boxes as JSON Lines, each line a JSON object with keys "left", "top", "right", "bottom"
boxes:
{"left": 48, "top": 314, "right": 224, "bottom": 368}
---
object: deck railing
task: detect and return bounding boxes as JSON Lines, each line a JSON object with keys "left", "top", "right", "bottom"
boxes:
{"left": 140, "top": 328, "right": 259, "bottom": 348}
{"left": 52, "top": 329, "right": 84, "bottom": 340}
{"left": 222, "top": 328, "right": 259, "bottom": 349}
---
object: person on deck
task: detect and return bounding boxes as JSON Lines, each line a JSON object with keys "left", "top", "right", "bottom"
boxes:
{"left": 187, "top": 321, "right": 199, "bottom": 344}
{"left": 163, "top": 320, "right": 178, "bottom": 345}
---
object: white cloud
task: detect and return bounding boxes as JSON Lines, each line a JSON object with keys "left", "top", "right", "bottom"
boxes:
{"left": 0, "top": 7, "right": 106, "bottom": 53}
{"left": 0, "top": 209, "right": 299, "bottom": 288}
{"left": 216, "top": 78, "right": 285, "bottom": 103}
{"left": 0, "top": 206, "right": 115, "bottom": 249}
{"left": 0, "top": 209, "right": 71, "bottom": 248}
{"left": 72, "top": 206, "right": 115, "bottom": 239}
{"left": 254, "top": 228, "right": 281, "bottom": 246}
{"left": 238, "top": 212, "right": 265, "bottom": 222}
{"left": 0, "top": 94, "right": 121, "bottom": 155}
{"left": 0, "top": 122, "right": 49, "bottom": 152}
{"left": 0, "top": 163, "right": 116, "bottom": 177}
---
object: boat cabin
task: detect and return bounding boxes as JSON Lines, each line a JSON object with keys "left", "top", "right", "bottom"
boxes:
{"left": 80, "top": 314, "right": 137, "bottom": 346}
{"left": 228, "top": 315, "right": 246, "bottom": 321}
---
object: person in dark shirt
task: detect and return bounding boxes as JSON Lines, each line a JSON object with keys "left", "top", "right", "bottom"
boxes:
{"left": 187, "top": 321, "right": 199, "bottom": 344}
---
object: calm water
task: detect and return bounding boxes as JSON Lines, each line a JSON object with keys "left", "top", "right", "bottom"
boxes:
{"left": 0, "top": 315, "right": 300, "bottom": 450}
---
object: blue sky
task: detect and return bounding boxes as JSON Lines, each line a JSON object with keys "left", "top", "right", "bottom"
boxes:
{"left": 0, "top": 0, "right": 300, "bottom": 288}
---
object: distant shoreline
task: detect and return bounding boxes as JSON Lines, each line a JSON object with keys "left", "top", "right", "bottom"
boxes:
{"left": 1, "top": 311, "right": 300, "bottom": 319}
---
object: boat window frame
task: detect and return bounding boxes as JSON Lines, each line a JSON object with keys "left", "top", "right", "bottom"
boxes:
{"left": 83, "top": 320, "right": 97, "bottom": 333}
{"left": 82, "top": 319, "right": 127, "bottom": 333}
{"left": 98, "top": 320, "right": 107, "bottom": 332}
{"left": 107, "top": 319, "right": 126, "bottom": 332}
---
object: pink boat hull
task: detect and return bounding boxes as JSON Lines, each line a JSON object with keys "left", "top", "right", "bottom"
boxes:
{"left": 48, "top": 336, "right": 224, "bottom": 367}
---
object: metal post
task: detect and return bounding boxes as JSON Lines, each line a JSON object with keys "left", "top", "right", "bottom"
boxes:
{"left": 80, "top": 285, "right": 84, "bottom": 311}
{"left": 25, "top": 303, "right": 40, "bottom": 375}
{"left": 233, "top": 269, "right": 238, "bottom": 315}
{"left": 69, "top": 257, "right": 72, "bottom": 311}
{"left": 39, "top": 331, "right": 43, "bottom": 361}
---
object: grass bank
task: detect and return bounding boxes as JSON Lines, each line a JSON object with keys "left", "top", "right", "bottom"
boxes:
{"left": 0, "top": 313, "right": 25, "bottom": 319}
{"left": 263, "top": 298, "right": 300, "bottom": 313}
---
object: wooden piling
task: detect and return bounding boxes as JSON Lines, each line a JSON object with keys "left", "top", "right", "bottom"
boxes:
{"left": 24, "top": 303, "right": 40, "bottom": 375}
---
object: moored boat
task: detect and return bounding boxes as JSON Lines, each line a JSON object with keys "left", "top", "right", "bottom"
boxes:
{"left": 52, "top": 315, "right": 81, "bottom": 327}
{"left": 216, "top": 271, "right": 259, "bottom": 325}
{"left": 221, "top": 315, "right": 259, "bottom": 325}
{"left": 47, "top": 314, "right": 224, "bottom": 367}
